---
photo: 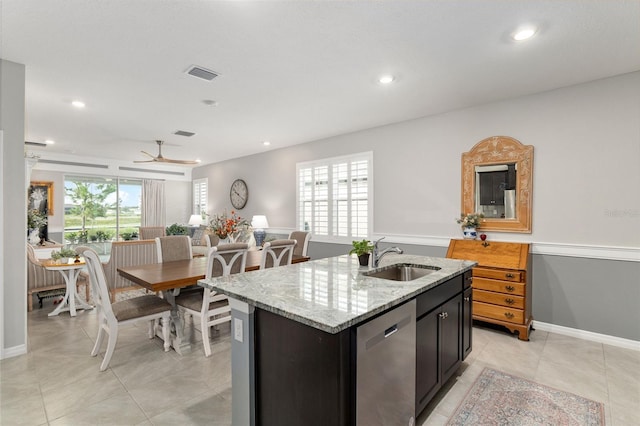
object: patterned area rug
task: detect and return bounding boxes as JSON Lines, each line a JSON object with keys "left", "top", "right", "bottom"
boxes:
{"left": 447, "top": 368, "right": 605, "bottom": 426}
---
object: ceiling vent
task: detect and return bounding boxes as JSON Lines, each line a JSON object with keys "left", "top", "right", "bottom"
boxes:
{"left": 25, "top": 141, "right": 47, "bottom": 147}
{"left": 38, "top": 159, "right": 109, "bottom": 169}
{"left": 174, "top": 130, "right": 196, "bottom": 137}
{"left": 185, "top": 65, "right": 219, "bottom": 82}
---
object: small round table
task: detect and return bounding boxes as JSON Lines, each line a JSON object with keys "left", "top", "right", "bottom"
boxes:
{"left": 42, "top": 259, "right": 93, "bottom": 317}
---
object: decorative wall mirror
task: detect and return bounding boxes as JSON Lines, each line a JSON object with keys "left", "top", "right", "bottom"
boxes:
{"left": 461, "top": 136, "right": 533, "bottom": 233}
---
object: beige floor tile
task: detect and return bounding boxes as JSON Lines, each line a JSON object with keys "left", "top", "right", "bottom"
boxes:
{"left": 535, "top": 356, "right": 609, "bottom": 403}
{"left": 0, "top": 386, "right": 47, "bottom": 426}
{"left": 148, "top": 391, "right": 232, "bottom": 426}
{"left": 48, "top": 392, "right": 148, "bottom": 426}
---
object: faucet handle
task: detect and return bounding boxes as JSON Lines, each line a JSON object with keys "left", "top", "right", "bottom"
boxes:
{"left": 373, "top": 236, "right": 385, "bottom": 246}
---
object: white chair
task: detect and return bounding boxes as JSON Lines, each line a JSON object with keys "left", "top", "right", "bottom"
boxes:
{"left": 175, "top": 243, "right": 248, "bottom": 357}
{"left": 260, "top": 239, "right": 296, "bottom": 269}
{"left": 288, "top": 231, "right": 311, "bottom": 257}
{"left": 76, "top": 246, "right": 172, "bottom": 371}
{"left": 155, "top": 235, "right": 193, "bottom": 261}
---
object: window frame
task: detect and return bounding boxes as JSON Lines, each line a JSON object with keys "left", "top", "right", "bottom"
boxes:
{"left": 193, "top": 178, "right": 208, "bottom": 216}
{"left": 296, "top": 151, "right": 373, "bottom": 243}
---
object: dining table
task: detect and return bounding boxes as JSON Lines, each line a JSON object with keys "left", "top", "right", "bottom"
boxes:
{"left": 117, "top": 250, "right": 310, "bottom": 354}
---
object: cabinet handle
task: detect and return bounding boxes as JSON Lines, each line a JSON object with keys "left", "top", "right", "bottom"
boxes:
{"left": 505, "top": 285, "right": 515, "bottom": 292}
{"left": 464, "top": 296, "right": 471, "bottom": 302}
{"left": 505, "top": 298, "right": 515, "bottom": 305}
{"left": 504, "top": 312, "right": 514, "bottom": 319}
{"left": 439, "top": 312, "right": 448, "bottom": 319}
{"left": 505, "top": 273, "right": 515, "bottom": 278}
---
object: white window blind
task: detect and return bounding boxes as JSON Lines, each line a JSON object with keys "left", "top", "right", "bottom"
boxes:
{"left": 193, "top": 178, "right": 208, "bottom": 216}
{"left": 297, "top": 152, "right": 372, "bottom": 241}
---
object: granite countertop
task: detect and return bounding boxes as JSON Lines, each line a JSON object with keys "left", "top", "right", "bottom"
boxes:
{"left": 199, "top": 254, "right": 476, "bottom": 334}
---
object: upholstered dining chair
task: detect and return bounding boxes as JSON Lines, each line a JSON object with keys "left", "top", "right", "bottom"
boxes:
{"left": 76, "top": 246, "right": 172, "bottom": 371}
{"left": 288, "top": 231, "right": 312, "bottom": 257}
{"left": 155, "top": 235, "right": 193, "bottom": 262}
{"left": 139, "top": 226, "right": 166, "bottom": 240}
{"left": 260, "top": 239, "right": 296, "bottom": 270}
{"left": 175, "top": 243, "right": 248, "bottom": 357}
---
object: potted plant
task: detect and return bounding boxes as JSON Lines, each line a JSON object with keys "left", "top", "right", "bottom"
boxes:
{"left": 456, "top": 212, "right": 484, "bottom": 240}
{"left": 166, "top": 223, "right": 188, "bottom": 236}
{"left": 51, "top": 248, "right": 77, "bottom": 264}
{"left": 349, "top": 239, "right": 374, "bottom": 266}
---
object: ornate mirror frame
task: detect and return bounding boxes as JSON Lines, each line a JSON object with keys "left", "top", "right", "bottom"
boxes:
{"left": 461, "top": 136, "right": 533, "bottom": 233}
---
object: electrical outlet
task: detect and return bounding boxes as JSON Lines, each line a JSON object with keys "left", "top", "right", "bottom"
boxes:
{"left": 234, "top": 318, "right": 243, "bottom": 343}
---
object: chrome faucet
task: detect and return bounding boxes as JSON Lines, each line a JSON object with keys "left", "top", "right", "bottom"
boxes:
{"left": 372, "top": 237, "right": 403, "bottom": 268}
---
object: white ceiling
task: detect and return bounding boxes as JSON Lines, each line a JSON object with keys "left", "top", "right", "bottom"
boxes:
{"left": 3, "top": 0, "right": 640, "bottom": 167}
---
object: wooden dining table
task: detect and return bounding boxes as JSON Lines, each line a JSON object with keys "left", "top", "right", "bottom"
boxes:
{"left": 117, "top": 250, "right": 310, "bottom": 354}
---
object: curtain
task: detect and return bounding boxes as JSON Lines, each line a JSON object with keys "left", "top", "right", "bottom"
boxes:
{"left": 141, "top": 179, "right": 165, "bottom": 226}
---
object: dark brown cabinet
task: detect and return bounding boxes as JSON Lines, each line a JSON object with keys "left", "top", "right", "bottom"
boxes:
{"left": 462, "top": 285, "right": 473, "bottom": 360}
{"left": 478, "top": 171, "right": 507, "bottom": 206}
{"left": 415, "top": 272, "right": 470, "bottom": 417}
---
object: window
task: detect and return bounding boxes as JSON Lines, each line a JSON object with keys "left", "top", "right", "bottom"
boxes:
{"left": 193, "top": 178, "right": 208, "bottom": 216}
{"left": 297, "top": 152, "right": 372, "bottom": 241}
{"left": 64, "top": 175, "right": 142, "bottom": 243}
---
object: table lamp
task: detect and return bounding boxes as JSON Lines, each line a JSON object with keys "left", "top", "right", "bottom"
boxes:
{"left": 251, "top": 215, "right": 269, "bottom": 247}
{"left": 188, "top": 214, "right": 203, "bottom": 227}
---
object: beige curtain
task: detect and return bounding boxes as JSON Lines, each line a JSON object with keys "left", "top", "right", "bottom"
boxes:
{"left": 141, "top": 179, "right": 165, "bottom": 226}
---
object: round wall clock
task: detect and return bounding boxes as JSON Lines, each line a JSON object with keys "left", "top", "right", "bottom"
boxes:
{"left": 230, "top": 179, "right": 248, "bottom": 209}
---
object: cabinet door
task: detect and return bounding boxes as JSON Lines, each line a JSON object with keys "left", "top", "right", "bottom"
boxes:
{"left": 440, "top": 297, "right": 462, "bottom": 384}
{"left": 462, "top": 288, "right": 473, "bottom": 360}
{"left": 415, "top": 309, "right": 439, "bottom": 415}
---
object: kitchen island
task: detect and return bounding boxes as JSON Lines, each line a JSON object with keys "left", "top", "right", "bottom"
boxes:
{"left": 200, "top": 253, "right": 476, "bottom": 426}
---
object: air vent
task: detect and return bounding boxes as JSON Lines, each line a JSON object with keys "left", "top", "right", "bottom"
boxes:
{"left": 119, "top": 166, "right": 186, "bottom": 176}
{"left": 185, "top": 65, "right": 219, "bottom": 82}
{"left": 38, "top": 159, "right": 109, "bottom": 169}
{"left": 174, "top": 130, "right": 196, "bottom": 137}
{"left": 25, "top": 141, "right": 47, "bottom": 147}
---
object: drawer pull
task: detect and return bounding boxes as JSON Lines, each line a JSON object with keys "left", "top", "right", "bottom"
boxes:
{"left": 505, "top": 298, "right": 515, "bottom": 305}
{"left": 505, "top": 273, "right": 515, "bottom": 278}
{"left": 464, "top": 296, "right": 471, "bottom": 302}
{"left": 504, "top": 312, "right": 514, "bottom": 319}
{"left": 505, "top": 285, "right": 515, "bottom": 292}
{"left": 438, "top": 312, "right": 448, "bottom": 319}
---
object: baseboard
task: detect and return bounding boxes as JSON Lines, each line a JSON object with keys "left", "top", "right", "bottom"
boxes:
{"left": 1, "top": 343, "right": 27, "bottom": 360}
{"left": 533, "top": 320, "right": 640, "bottom": 351}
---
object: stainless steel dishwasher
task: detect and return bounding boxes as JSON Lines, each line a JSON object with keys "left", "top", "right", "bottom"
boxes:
{"left": 356, "top": 299, "right": 416, "bottom": 426}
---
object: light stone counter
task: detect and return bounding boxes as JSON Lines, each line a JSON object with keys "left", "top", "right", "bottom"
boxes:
{"left": 199, "top": 253, "right": 476, "bottom": 334}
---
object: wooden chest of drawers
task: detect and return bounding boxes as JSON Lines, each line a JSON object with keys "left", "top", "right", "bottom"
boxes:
{"left": 446, "top": 239, "right": 532, "bottom": 341}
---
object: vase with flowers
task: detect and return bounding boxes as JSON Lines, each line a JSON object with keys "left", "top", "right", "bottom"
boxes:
{"left": 208, "top": 210, "right": 250, "bottom": 243}
{"left": 27, "top": 209, "right": 48, "bottom": 245}
{"left": 456, "top": 212, "right": 484, "bottom": 240}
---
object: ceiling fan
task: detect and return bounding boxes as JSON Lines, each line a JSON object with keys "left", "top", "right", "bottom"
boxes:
{"left": 135, "top": 140, "right": 199, "bottom": 165}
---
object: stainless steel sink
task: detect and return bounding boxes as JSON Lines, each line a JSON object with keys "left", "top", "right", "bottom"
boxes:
{"left": 363, "top": 263, "right": 441, "bottom": 281}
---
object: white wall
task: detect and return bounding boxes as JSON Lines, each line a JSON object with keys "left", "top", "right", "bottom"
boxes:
{"left": 194, "top": 71, "right": 640, "bottom": 249}
{"left": 1, "top": 59, "right": 27, "bottom": 357}
{"left": 165, "top": 180, "right": 192, "bottom": 225}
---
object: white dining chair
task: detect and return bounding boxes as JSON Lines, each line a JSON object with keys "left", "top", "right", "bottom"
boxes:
{"left": 288, "top": 231, "right": 311, "bottom": 257}
{"left": 260, "top": 239, "right": 296, "bottom": 270}
{"left": 76, "top": 246, "right": 172, "bottom": 371}
{"left": 175, "top": 243, "right": 248, "bottom": 357}
{"left": 155, "top": 235, "right": 193, "bottom": 262}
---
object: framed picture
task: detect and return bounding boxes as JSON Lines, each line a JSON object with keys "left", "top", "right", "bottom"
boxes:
{"left": 28, "top": 181, "right": 54, "bottom": 215}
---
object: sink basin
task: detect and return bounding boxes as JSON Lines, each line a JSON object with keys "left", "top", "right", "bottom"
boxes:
{"left": 363, "top": 263, "right": 441, "bottom": 281}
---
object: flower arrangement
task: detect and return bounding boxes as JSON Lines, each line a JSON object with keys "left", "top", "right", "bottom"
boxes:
{"left": 456, "top": 212, "right": 484, "bottom": 229}
{"left": 208, "top": 210, "right": 250, "bottom": 240}
{"left": 51, "top": 248, "right": 77, "bottom": 261}
{"left": 27, "top": 209, "right": 48, "bottom": 229}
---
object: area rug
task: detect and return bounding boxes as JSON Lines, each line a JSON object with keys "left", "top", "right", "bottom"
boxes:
{"left": 447, "top": 367, "right": 605, "bottom": 426}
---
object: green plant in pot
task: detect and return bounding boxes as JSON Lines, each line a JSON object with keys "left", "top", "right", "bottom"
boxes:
{"left": 51, "top": 248, "right": 77, "bottom": 264}
{"left": 349, "top": 239, "right": 374, "bottom": 267}
{"left": 166, "top": 223, "right": 188, "bottom": 236}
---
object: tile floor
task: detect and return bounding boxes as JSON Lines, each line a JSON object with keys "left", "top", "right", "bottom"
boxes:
{"left": 1, "top": 301, "right": 638, "bottom": 425}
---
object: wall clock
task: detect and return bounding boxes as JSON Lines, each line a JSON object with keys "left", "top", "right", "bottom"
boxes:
{"left": 230, "top": 179, "right": 248, "bottom": 209}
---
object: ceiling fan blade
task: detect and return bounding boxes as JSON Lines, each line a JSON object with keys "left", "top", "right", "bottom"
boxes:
{"left": 133, "top": 159, "right": 157, "bottom": 163}
{"left": 140, "top": 150, "right": 156, "bottom": 158}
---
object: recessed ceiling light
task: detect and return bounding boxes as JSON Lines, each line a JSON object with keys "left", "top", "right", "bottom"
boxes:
{"left": 263, "top": 141, "right": 271, "bottom": 146}
{"left": 71, "top": 100, "right": 85, "bottom": 108}
{"left": 513, "top": 27, "right": 536, "bottom": 41}
{"left": 379, "top": 75, "right": 395, "bottom": 84}
{"left": 45, "top": 139, "right": 55, "bottom": 145}
{"left": 202, "top": 99, "right": 218, "bottom": 107}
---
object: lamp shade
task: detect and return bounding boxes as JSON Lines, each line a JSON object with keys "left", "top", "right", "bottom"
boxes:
{"left": 188, "top": 214, "right": 203, "bottom": 226}
{"left": 251, "top": 215, "right": 269, "bottom": 229}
